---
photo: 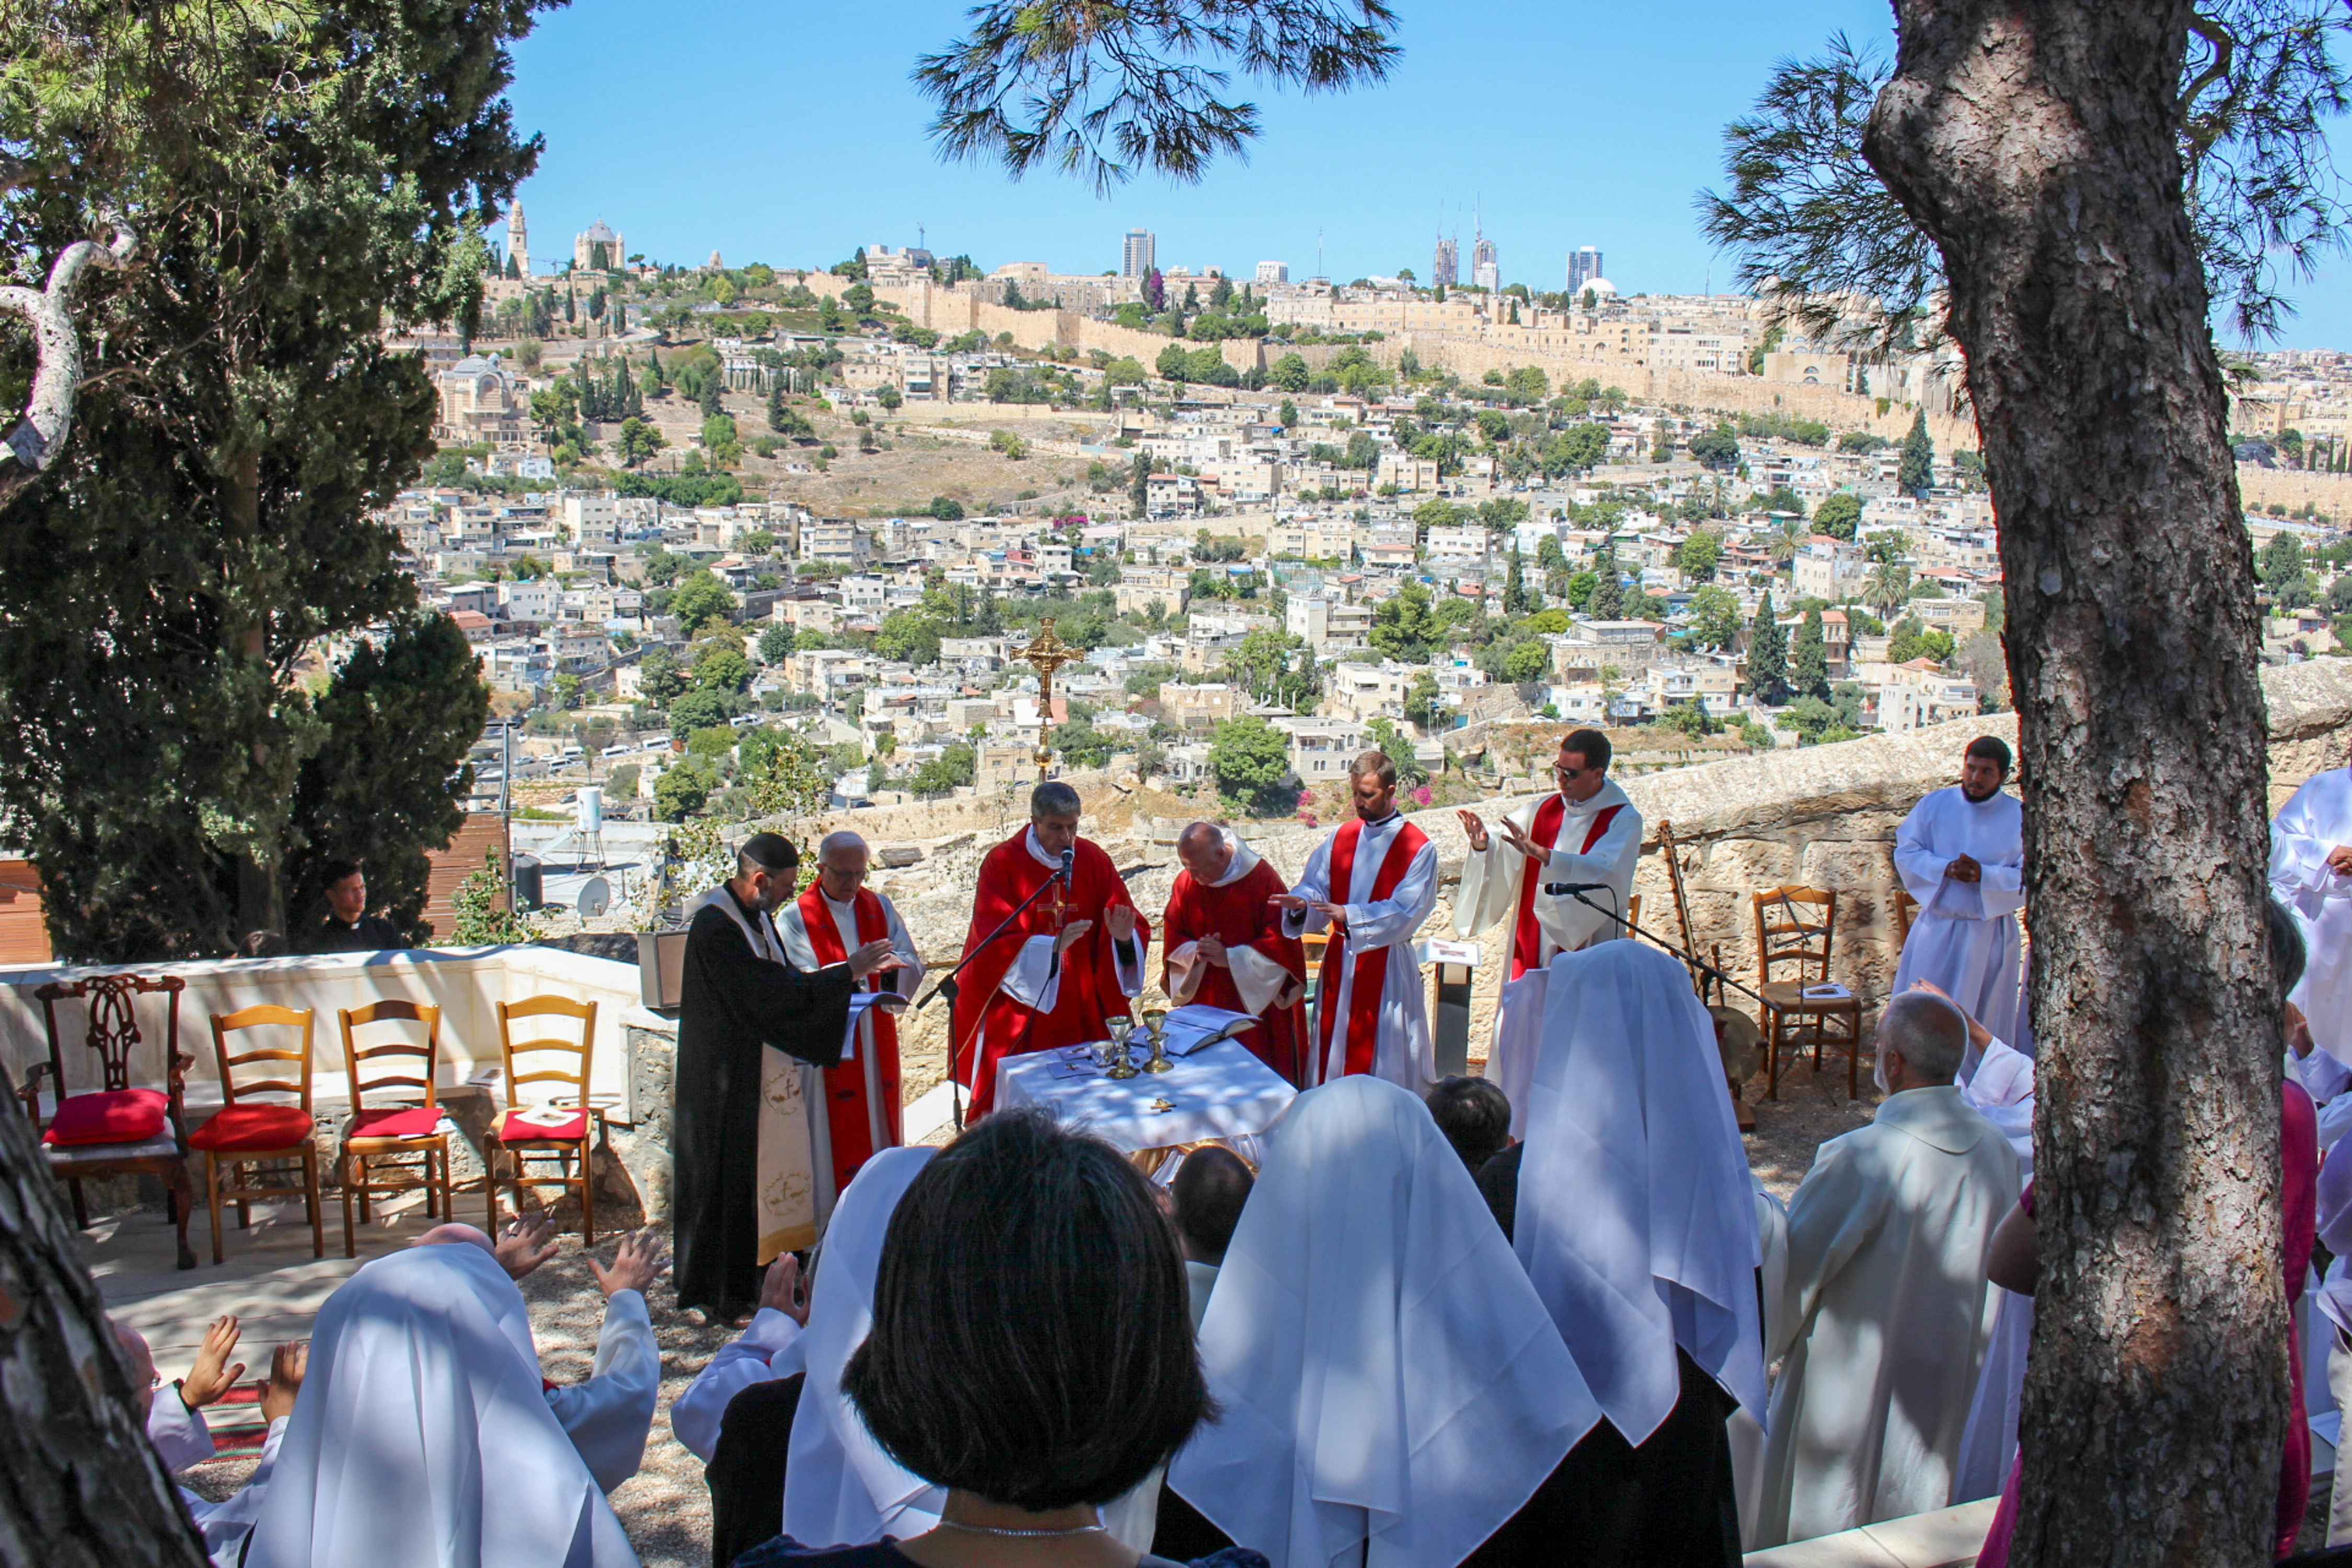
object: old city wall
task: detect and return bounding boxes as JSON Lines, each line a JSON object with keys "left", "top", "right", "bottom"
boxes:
{"left": 867, "top": 660, "right": 2352, "bottom": 1094}
{"left": 2236, "top": 466, "right": 2352, "bottom": 516}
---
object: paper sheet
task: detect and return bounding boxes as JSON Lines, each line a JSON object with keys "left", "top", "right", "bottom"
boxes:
{"left": 840, "top": 990, "right": 902, "bottom": 1061}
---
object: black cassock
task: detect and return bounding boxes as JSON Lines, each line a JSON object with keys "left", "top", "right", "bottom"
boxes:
{"left": 673, "top": 892, "right": 856, "bottom": 1313}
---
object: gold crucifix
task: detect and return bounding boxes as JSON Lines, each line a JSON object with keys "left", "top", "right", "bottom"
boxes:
{"left": 1019, "top": 617, "right": 1079, "bottom": 781}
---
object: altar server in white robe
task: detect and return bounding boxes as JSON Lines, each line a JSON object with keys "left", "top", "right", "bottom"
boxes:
{"left": 1513, "top": 940, "right": 1763, "bottom": 1560}
{"left": 1753, "top": 993, "right": 2020, "bottom": 1547}
{"left": 1892, "top": 736, "right": 2027, "bottom": 1052}
{"left": 1455, "top": 726, "right": 1643, "bottom": 1134}
{"left": 2273, "top": 746, "right": 2352, "bottom": 1063}
{"left": 1274, "top": 751, "right": 1440, "bottom": 1089}
{"left": 242, "top": 1240, "right": 642, "bottom": 1568}
{"left": 1170, "top": 1075, "right": 1602, "bottom": 1568}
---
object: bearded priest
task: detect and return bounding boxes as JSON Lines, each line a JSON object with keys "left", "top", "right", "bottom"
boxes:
{"left": 1454, "top": 727, "right": 1644, "bottom": 1134}
{"left": 773, "top": 831, "right": 924, "bottom": 1203}
{"left": 952, "top": 781, "right": 1149, "bottom": 1117}
{"left": 1161, "top": 821, "right": 1308, "bottom": 1085}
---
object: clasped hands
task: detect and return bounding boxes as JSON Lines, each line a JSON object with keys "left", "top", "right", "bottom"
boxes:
{"left": 1943, "top": 854, "right": 1982, "bottom": 884}
{"left": 2326, "top": 845, "right": 2352, "bottom": 877}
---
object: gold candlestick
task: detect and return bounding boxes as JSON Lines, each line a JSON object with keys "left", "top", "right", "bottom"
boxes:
{"left": 1142, "top": 1008, "right": 1173, "bottom": 1074}
{"left": 1018, "top": 618, "right": 1080, "bottom": 781}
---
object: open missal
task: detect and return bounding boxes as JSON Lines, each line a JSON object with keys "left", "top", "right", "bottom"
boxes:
{"left": 1158, "top": 1003, "right": 1260, "bottom": 1058}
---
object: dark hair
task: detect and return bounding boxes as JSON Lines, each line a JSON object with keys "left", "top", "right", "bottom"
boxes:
{"left": 1475, "top": 1144, "right": 1523, "bottom": 1243}
{"left": 1031, "top": 780, "right": 1082, "bottom": 821}
{"left": 1425, "top": 1076, "right": 1512, "bottom": 1173}
{"left": 1965, "top": 735, "right": 2013, "bottom": 774}
{"left": 737, "top": 832, "right": 799, "bottom": 875}
{"left": 843, "top": 1111, "right": 1212, "bottom": 1510}
{"left": 1170, "top": 1146, "right": 1253, "bottom": 1266}
{"left": 1561, "top": 727, "right": 1611, "bottom": 774}
{"left": 2269, "top": 897, "right": 2308, "bottom": 996}
{"left": 1350, "top": 750, "right": 1397, "bottom": 788}
{"left": 320, "top": 859, "right": 363, "bottom": 888}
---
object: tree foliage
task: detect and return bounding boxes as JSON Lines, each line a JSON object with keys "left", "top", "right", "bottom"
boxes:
{"left": 1208, "top": 713, "right": 1293, "bottom": 815}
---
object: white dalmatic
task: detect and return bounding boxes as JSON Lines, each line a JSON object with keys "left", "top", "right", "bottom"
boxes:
{"left": 1283, "top": 813, "right": 1440, "bottom": 1090}
{"left": 1454, "top": 780, "right": 1643, "bottom": 1135}
{"left": 1891, "top": 785, "right": 2026, "bottom": 1046}
{"left": 2274, "top": 765, "right": 2352, "bottom": 1064}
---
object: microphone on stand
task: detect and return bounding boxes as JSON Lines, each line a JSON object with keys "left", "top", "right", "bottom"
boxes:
{"left": 1058, "top": 847, "right": 1074, "bottom": 883}
{"left": 1543, "top": 881, "right": 1611, "bottom": 897}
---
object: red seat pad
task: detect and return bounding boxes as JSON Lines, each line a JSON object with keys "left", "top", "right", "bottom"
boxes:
{"left": 44, "top": 1088, "right": 169, "bottom": 1147}
{"left": 348, "top": 1106, "right": 441, "bottom": 1139}
{"left": 188, "top": 1103, "right": 316, "bottom": 1153}
{"left": 498, "top": 1108, "right": 587, "bottom": 1143}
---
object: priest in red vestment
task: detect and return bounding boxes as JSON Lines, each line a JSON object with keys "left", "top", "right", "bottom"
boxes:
{"left": 1162, "top": 822, "right": 1308, "bottom": 1085}
{"left": 952, "top": 781, "right": 1149, "bottom": 1116}
{"left": 773, "top": 831, "right": 923, "bottom": 1205}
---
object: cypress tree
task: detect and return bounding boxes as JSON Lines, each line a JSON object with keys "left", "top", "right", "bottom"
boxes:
{"left": 1747, "top": 593, "right": 1789, "bottom": 705}
{"left": 1791, "top": 606, "right": 1831, "bottom": 700}
{"left": 1587, "top": 545, "right": 1625, "bottom": 619}
{"left": 1897, "top": 408, "right": 1934, "bottom": 497}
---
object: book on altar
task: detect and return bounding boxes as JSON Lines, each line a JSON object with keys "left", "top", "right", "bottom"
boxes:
{"left": 1159, "top": 1004, "right": 1260, "bottom": 1057}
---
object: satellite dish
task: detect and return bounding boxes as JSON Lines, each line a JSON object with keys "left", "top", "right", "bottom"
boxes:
{"left": 577, "top": 877, "right": 612, "bottom": 919}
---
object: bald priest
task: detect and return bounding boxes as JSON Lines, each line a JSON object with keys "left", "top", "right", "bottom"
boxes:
{"left": 1162, "top": 822, "right": 1308, "bottom": 1085}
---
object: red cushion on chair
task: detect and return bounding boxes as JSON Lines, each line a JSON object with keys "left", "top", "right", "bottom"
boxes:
{"left": 43, "top": 1088, "right": 168, "bottom": 1147}
{"left": 348, "top": 1106, "right": 441, "bottom": 1139}
{"left": 188, "top": 1103, "right": 315, "bottom": 1153}
{"left": 499, "top": 1108, "right": 587, "bottom": 1143}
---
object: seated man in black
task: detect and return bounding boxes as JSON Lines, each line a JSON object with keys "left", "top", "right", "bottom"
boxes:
{"left": 306, "top": 859, "right": 410, "bottom": 953}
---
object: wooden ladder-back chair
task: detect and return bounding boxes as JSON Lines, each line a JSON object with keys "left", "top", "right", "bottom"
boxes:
{"left": 491, "top": 995, "right": 602, "bottom": 1242}
{"left": 1893, "top": 886, "right": 1920, "bottom": 949}
{"left": 338, "top": 1000, "right": 466, "bottom": 1258}
{"left": 22, "top": 974, "right": 196, "bottom": 1270}
{"left": 1751, "top": 886, "right": 1867, "bottom": 1101}
{"left": 192, "top": 1006, "right": 324, "bottom": 1264}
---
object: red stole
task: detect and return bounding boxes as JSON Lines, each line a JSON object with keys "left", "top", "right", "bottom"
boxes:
{"left": 1162, "top": 860, "right": 1309, "bottom": 1087}
{"left": 793, "top": 883, "right": 901, "bottom": 1190}
{"left": 1317, "top": 817, "right": 1431, "bottom": 1082}
{"left": 1508, "top": 798, "right": 1625, "bottom": 981}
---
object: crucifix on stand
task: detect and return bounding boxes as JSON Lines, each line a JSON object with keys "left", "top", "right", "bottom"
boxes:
{"left": 1019, "top": 618, "right": 1079, "bottom": 781}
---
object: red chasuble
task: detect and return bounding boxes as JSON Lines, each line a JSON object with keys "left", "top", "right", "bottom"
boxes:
{"left": 1160, "top": 858, "right": 1309, "bottom": 1086}
{"left": 1508, "top": 796, "right": 1628, "bottom": 981}
{"left": 791, "top": 882, "right": 902, "bottom": 1193}
{"left": 952, "top": 830, "right": 1149, "bottom": 1117}
{"left": 1316, "top": 816, "right": 1431, "bottom": 1082}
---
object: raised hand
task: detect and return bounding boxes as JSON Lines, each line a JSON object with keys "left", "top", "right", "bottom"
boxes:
{"left": 493, "top": 1210, "right": 561, "bottom": 1281}
{"left": 1267, "top": 892, "right": 1308, "bottom": 913}
{"left": 1456, "top": 809, "right": 1489, "bottom": 852}
{"left": 1497, "top": 818, "right": 1543, "bottom": 861}
{"left": 1054, "top": 918, "right": 1095, "bottom": 955}
{"left": 1105, "top": 904, "right": 1138, "bottom": 942}
{"left": 260, "top": 1341, "right": 308, "bottom": 1424}
{"left": 179, "top": 1316, "right": 246, "bottom": 1407}
{"left": 589, "top": 1228, "right": 671, "bottom": 1299}
{"left": 849, "top": 939, "right": 906, "bottom": 978}
{"left": 758, "top": 1253, "right": 811, "bottom": 1327}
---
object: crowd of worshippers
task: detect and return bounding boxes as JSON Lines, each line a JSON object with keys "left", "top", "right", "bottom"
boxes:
{"left": 124, "top": 932, "right": 2255, "bottom": 1568}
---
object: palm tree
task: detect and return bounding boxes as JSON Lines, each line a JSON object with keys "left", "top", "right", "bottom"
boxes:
{"left": 1767, "top": 516, "right": 1808, "bottom": 564}
{"left": 1863, "top": 560, "right": 1914, "bottom": 620}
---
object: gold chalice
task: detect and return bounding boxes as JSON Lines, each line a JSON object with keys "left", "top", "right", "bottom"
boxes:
{"left": 1104, "top": 1012, "right": 1140, "bottom": 1079}
{"left": 1141, "top": 1008, "right": 1173, "bottom": 1074}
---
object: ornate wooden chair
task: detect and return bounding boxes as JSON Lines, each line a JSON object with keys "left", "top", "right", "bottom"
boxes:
{"left": 21, "top": 975, "right": 195, "bottom": 1270}
{"left": 337, "top": 1000, "right": 469, "bottom": 1258}
{"left": 1752, "top": 886, "right": 1867, "bottom": 1100}
{"left": 191, "top": 1006, "right": 325, "bottom": 1264}
{"left": 490, "top": 995, "right": 602, "bottom": 1242}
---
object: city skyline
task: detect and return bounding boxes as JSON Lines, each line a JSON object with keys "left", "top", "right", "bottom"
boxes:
{"left": 502, "top": 0, "right": 2352, "bottom": 349}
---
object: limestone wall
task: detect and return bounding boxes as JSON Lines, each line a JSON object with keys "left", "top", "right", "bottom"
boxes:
{"left": 867, "top": 659, "right": 2352, "bottom": 1093}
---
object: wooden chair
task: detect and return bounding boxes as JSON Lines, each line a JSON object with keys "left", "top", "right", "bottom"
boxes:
{"left": 192, "top": 1007, "right": 325, "bottom": 1264}
{"left": 1751, "top": 887, "right": 1867, "bottom": 1101}
{"left": 20, "top": 975, "right": 197, "bottom": 1270}
{"left": 490, "top": 995, "right": 602, "bottom": 1242}
{"left": 337, "top": 1000, "right": 467, "bottom": 1258}
{"left": 1893, "top": 886, "right": 1919, "bottom": 948}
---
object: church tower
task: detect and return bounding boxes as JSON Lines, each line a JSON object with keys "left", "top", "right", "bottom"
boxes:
{"left": 506, "top": 202, "right": 529, "bottom": 278}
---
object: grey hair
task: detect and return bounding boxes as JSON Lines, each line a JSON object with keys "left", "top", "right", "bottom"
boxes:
{"left": 818, "top": 830, "right": 869, "bottom": 862}
{"left": 1031, "top": 780, "right": 1082, "bottom": 820}
{"left": 1880, "top": 991, "right": 1966, "bottom": 1083}
{"left": 1177, "top": 821, "right": 1225, "bottom": 854}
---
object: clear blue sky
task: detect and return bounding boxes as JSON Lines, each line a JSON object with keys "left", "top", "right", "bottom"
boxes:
{"left": 503, "top": 0, "right": 2352, "bottom": 350}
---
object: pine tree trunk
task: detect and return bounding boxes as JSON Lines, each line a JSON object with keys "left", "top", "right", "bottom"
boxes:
{"left": 1865, "top": 5, "right": 2282, "bottom": 1562}
{"left": 0, "top": 1071, "right": 209, "bottom": 1566}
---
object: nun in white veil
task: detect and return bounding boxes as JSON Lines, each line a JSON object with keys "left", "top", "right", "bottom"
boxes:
{"left": 1169, "top": 1074, "right": 1601, "bottom": 1568}
{"left": 1510, "top": 939, "right": 1765, "bottom": 1563}
{"left": 241, "top": 1242, "right": 638, "bottom": 1568}
{"left": 782, "top": 1146, "right": 947, "bottom": 1547}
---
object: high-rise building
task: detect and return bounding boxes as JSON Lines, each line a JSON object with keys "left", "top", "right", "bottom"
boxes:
{"left": 1122, "top": 228, "right": 1156, "bottom": 278}
{"left": 506, "top": 202, "right": 529, "bottom": 277}
{"left": 1255, "top": 259, "right": 1289, "bottom": 285}
{"left": 1568, "top": 246, "right": 1605, "bottom": 293}
{"left": 1432, "top": 233, "right": 1458, "bottom": 289}
{"left": 1471, "top": 229, "right": 1499, "bottom": 293}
